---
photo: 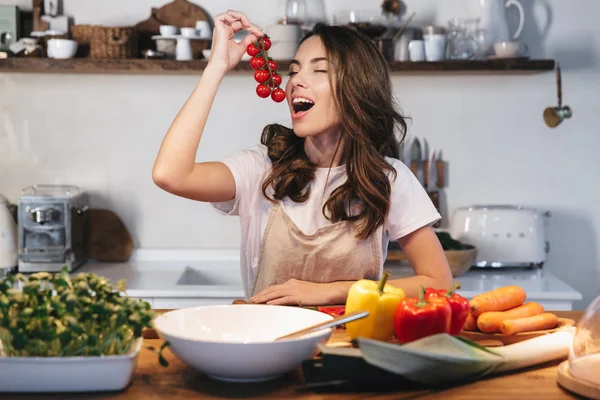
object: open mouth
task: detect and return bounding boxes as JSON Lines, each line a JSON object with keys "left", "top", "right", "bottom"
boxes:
{"left": 292, "top": 97, "right": 315, "bottom": 115}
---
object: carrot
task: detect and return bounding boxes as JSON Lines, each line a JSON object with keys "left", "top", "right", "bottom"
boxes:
{"left": 499, "top": 313, "right": 558, "bottom": 335}
{"left": 470, "top": 285, "right": 527, "bottom": 317}
{"left": 476, "top": 302, "right": 545, "bottom": 333}
{"left": 463, "top": 312, "right": 478, "bottom": 331}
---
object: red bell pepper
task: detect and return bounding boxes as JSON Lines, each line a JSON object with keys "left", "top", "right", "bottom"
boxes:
{"left": 394, "top": 286, "right": 451, "bottom": 343}
{"left": 425, "top": 282, "right": 470, "bottom": 335}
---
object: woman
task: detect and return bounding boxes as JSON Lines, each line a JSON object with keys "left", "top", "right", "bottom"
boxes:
{"left": 153, "top": 10, "right": 453, "bottom": 306}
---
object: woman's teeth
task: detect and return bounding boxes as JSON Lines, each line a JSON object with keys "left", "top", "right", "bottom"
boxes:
{"left": 292, "top": 98, "right": 315, "bottom": 113}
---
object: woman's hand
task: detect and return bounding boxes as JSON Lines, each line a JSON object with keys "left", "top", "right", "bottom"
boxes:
{"left": 208, "top": 10, "right": 264, "bottom": 74}
{"left": 249, "top": 279, "right": 351, "bottom": 306}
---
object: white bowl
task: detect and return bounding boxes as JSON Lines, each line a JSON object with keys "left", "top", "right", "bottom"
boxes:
{"left": 47, "top": 39, "right": 77, "bottom": 59}
{"left": 160, "top": 25, "right": 178, "bottom": 36}
{"left": 180, "top": 27, "right": 198, "bottom": 37}
{"left": 153, "top": 304, "right": 333, "bottom": 382}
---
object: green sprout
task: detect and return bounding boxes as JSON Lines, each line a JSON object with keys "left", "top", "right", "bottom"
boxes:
{"left": 0, "top": 266, "right": 169, "bottom": 366}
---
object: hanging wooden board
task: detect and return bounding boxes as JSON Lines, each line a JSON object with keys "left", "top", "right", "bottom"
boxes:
{"left": 134, "top": 8, "right": 164, "bottom": 56}
{"left": 154, "top": 0, "right": 213, "bottom": 56}
{"left": 155, "top": 0, "right": 211, "bottom": 27}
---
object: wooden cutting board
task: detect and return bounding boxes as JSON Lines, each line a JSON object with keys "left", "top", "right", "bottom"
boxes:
{"left": 460, "top": 317, "right": 576, "bottom": 346}
{"left": 155, "top": 0, "right": 211, "bottom": 28}
{"left": 85, "top": 208, "right": 133, "bottom": 262}
{"left": 557, "top": 360, "right": 600, "bottom": 399}
{"left": 134, "top": 8, "right": 164, "bottom": 56}
{"left": 154, "top": 0, "right": 213, "bottom": 56}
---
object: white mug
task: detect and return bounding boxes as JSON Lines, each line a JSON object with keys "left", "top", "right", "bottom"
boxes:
{"left": 494, "top": 41, "right": 528, "bottom": 58}
{"left": 195, "top": 21, "right": 211, "bottom": 39}
{"left": 408, "top": 40, "right": 425, "bottom": 62}
{"left": 180, "top": 27, "right": 197, "bottom": 38}
{"left": 160, "top": 25, "right": 177, "bottom": 36}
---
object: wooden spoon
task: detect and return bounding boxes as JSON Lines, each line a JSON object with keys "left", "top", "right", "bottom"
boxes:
{"left": 275, "top": 311, "right": 369, "bottom": 341}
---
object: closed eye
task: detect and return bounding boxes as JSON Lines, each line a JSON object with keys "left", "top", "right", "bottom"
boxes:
{"left": 288, "top": 70, "right": 328, "bottom": 76}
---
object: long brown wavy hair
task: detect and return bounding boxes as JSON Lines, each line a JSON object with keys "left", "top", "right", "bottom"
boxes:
{"left": 261, "top": 23, "right": 408, "bottom": 240}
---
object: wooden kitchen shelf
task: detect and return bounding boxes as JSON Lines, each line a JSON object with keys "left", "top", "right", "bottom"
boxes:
{"left": 0, "top": 57, "right": 555, "bottom": 75}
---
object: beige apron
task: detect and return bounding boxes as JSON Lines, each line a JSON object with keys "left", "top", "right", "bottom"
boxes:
{"left": 251, "top": 202, "right": 381, "bottom": 296}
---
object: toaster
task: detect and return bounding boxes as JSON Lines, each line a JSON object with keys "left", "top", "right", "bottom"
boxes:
{"left": 18, "top": 185, "right": 89, "bottom": 273}
{"left": 448, "top": 205, "right": 550, "bottom": 268}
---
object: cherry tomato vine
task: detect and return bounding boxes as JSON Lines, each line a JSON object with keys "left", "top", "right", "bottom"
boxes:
{"left": 247, "top": 35, "right": 285, "bottom": 103}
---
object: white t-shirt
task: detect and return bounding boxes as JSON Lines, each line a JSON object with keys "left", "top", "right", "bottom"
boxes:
{"left": 212, "top": 144, "right": 441, "bottom": 297}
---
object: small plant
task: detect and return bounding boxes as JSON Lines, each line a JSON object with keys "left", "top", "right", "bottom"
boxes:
{"left": 0, "top": 267, "right": 168, "bottom": 366}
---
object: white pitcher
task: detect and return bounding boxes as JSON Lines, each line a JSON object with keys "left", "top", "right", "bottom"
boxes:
{"left": 470, "top": 0, "right": 525, "bottom": 55}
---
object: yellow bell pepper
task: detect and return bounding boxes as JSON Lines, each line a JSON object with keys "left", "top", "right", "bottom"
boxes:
{"left": 345, "top": 270, "right": 405, "bottom": 341}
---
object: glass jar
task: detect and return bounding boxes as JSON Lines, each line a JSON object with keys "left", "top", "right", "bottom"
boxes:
{"left": 569, "top": 295, "right": 600, "bottom": 385}
{"left": 285, "top": 0, "right": 307, "bottom": 25}
{"left": 446, "top": 18, "right": 479, "bottom": 60}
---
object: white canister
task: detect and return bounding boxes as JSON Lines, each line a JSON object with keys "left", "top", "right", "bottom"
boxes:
{"left": 408, "top": 40, "right": 425, "bottom": 62}
{"left": 264, "top": 24, "right": 302, "bottom": 60}
{"left": 175, "top": 38, "right": 193, "bottom": 61}
{"left": 422, "top": 26, "right": 446, "bottom": 62}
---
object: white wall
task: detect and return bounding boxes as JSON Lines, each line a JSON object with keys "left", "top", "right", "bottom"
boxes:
{"left": 1, "top": 0, "right": 599, "bottom": 309}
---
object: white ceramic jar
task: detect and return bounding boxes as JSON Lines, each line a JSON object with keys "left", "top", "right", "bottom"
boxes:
{"left": 422, "top": 26, "right": 446, "bottom": 62}
{"left": 264, "top": 24, "right": 302, "bottom": 60}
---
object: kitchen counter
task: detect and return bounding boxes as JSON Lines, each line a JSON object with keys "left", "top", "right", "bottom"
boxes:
{"left": 73, "top": 249, "right": 583, "bottom": 310}
{"left": 0, "top": 311, "right": 582, "bottom": 400}
{"left": 386, "top": 261, "right": 583, "bottom": 310}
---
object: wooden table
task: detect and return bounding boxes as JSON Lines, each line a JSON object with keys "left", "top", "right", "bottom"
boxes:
{"left": 1, "top": 311, "right": 583, "bottom": 400}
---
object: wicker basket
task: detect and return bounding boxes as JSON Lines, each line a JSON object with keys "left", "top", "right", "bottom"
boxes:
{"left": 71, "top": 25, "right": 137, "bottom": 59}
{"left": 386, "top": 245, "right": 478, "bottom": 277}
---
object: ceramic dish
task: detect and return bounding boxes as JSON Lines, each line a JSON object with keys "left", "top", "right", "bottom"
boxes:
{"left": 460, "top": 317, "right": 575, "bottom": 346}
{"left": 0, "top": 339, "right": 142, "bottom": 393}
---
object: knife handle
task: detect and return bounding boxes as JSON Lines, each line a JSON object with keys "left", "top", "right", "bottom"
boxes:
{"left": 436, "top": 160, "right": 445, "bottom": 188}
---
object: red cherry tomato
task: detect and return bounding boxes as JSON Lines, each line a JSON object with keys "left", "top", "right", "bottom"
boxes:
{"left": 268, "top": 59, "right": 278, "bottom": 70}
{"left": 254, "top": 70, "right": 270, "bottom": 84}
{"left": 261, "top": 37, "right": 272, "bottom": 51}
{"left": 246, "top": 43, "right": 259, "bottom": 57}
{"left": 250, "top": 56, "right": 266, "bottom": 70}
{"left": 271, "top": 88, "right": 286, "bottom": 103}
{"left": 271, "top": 73, "right": 283, "bottom": 87}
{"left": 256, "top": 84, "right": 271, "bottom": 98}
